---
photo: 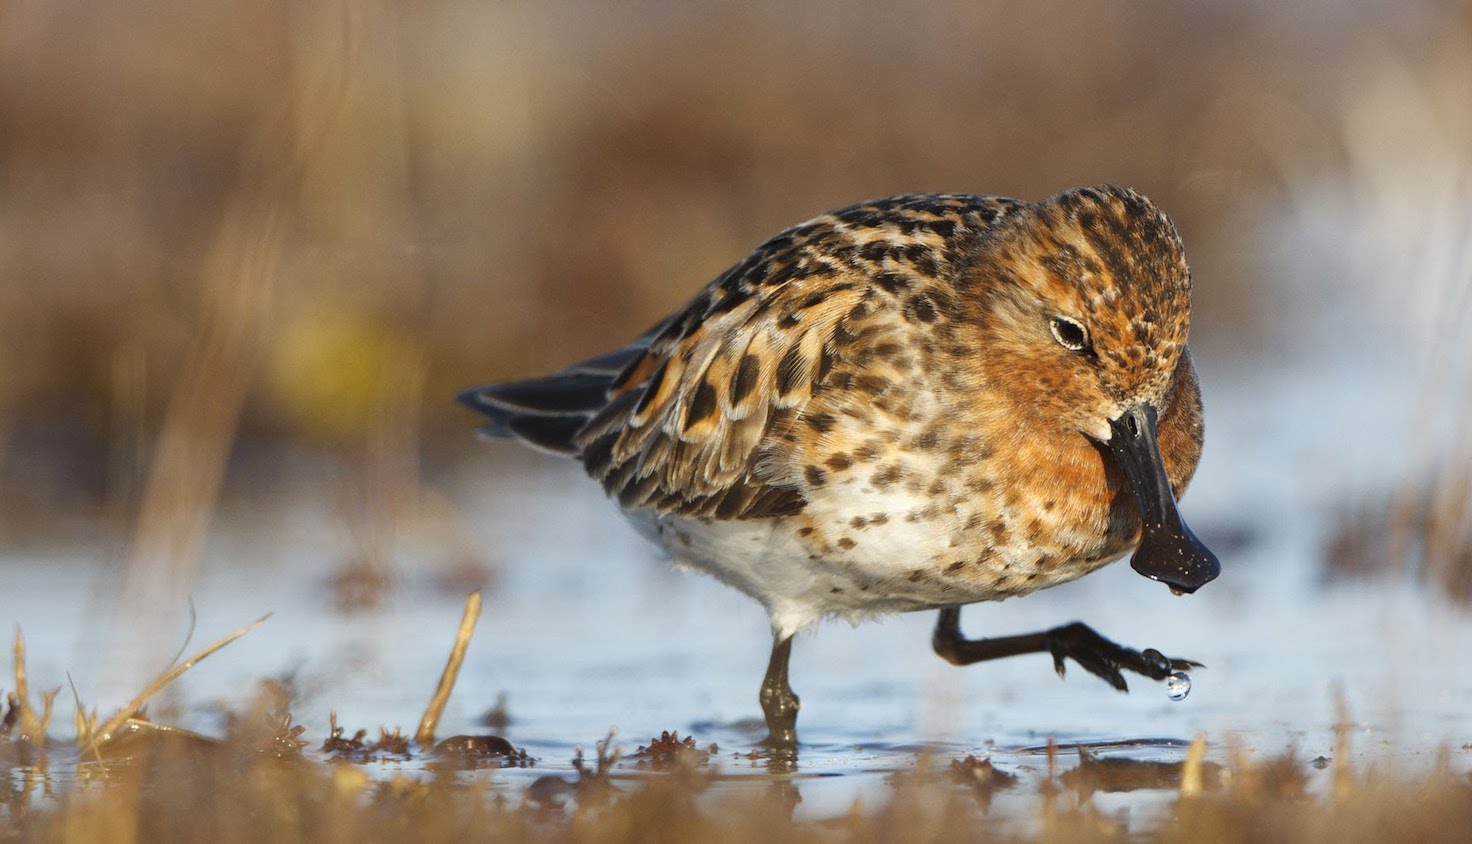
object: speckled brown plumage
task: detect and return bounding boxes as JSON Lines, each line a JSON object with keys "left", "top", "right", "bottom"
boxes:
{"left": 568, "top": 194, "right": 1022, "bottom": 520}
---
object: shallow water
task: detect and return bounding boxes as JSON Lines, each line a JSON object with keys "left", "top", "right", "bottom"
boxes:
{"left": 5, "top": 346, "right": 1472, "bottom": 825}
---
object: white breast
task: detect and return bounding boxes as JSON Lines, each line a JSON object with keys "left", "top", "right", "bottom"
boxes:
{"left": 624, "top": 487, "right": 1022, "bottom": 640}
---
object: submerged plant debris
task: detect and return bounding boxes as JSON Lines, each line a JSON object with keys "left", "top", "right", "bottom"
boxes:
{"left": 13, "top": 712, "right": 1472, "bottom": 844}
{"left": 631, "top": 731, "right": 717, "bottom": 771}
{"left": 4, "top": 594, "right": 1469, "bottom": 844}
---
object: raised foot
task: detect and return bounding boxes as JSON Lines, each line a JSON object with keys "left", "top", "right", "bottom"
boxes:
{"left": 1043, "top": 622, "right": 1200, "bottom": 691}
{"left": 931, "top": 609, "right": 1200, "bottom": 693}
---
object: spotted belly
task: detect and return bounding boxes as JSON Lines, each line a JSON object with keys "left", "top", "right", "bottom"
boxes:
{"left": 625, "top": 488, "right": 1131, "bottom": 639}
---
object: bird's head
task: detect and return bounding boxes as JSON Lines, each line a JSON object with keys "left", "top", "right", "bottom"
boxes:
{"left": 970, "top": 184, "right": 1219, "bottom": 594}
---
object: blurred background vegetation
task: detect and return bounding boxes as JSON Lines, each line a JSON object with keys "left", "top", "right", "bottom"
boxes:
{"left": 1, "top": 0, "right": 1468, "bottom": 573}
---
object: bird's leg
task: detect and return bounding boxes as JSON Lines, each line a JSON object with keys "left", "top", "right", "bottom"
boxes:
{"left": 931, "top": 606, "right": 1199, "bottom": 691}
{"left": 758, "top": 633, "right": 800, "bottom": 749}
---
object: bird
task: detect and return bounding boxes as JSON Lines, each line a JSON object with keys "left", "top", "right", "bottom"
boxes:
{"left": 459, "top": 185, "right": 1220, "bottom": 750}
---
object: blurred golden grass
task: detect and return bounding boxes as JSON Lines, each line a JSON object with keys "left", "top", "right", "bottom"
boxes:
{"left": 4, "top": 0, "right": 1462, "bottom": 521}
{"left": 1311, "top": 14, "right": 1472, "bottom": 601}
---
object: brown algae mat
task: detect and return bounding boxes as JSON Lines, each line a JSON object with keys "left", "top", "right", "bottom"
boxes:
{"left": 5, "top": 715, "right": 1472, "bottom": 843}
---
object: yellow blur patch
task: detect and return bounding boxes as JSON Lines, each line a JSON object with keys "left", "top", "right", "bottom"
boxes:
{"left": 331, "top": 764, "right": 370, "bottom": 798}
{"left": 267, "top": 309, "right": 421, "bottom": 439}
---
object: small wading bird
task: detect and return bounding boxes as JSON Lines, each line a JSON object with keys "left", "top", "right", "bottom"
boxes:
{"left": 460, "top": 185, "right": 1220, "bottom": 749}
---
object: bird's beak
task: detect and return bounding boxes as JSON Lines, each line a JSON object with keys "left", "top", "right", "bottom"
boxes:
{"left": 1103, "top": 404, "right": 1220, "bottom": 594}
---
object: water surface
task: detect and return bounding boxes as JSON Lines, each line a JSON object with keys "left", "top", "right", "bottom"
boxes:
{"left": 5, "top": 351, "right": 1471, "bottom": 824}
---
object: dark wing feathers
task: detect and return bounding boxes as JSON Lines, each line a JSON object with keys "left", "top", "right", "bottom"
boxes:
{"left": 457, "top": 385, "right": 586, "bottom": 454}
{"left": 455, "top": 320, "right": 666, "bottom": 454}
{"left": 458, "top": 193, "right": 1019, "bottom": 517}
{"left": 455, "top": 378, "right": 588, "bottom": 454}
{"left": 555, "top": 342, "right": 653, "bottom": 377}
{"left": 506, "top": 413, "right": 590, "bottom": 454}
{"left": 466, "top": 373, "right": 611, "bottom": 416}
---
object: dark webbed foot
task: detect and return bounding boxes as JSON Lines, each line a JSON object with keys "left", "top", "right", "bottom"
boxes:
{"left": 1037, "top": 621, "right": 1199, "bottom": 691}
{"left": 932, "top": 607, "right": 1199, "bottom": 692}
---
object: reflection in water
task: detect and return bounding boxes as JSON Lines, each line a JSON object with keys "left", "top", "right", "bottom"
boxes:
{"left": 1061, "top": 747, "right": 1223, "bottom": 796}
{"left": 949, "top": 755, "right": 1018, "bottom": 813}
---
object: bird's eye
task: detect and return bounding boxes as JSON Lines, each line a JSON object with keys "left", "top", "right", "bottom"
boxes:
{"left": 1049, "top": 316, "right": 1089, "bottom": 352}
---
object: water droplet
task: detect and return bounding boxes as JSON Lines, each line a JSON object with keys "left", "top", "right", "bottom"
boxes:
{"left": 1165, "top": 671, "right": 1191, "bottom": 701}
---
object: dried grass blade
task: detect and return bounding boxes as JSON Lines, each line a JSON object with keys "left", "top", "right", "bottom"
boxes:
{"left": 415, "top": 591, "right": 482, "bottom": 747}
{"left": 89, "top": 613, "right": 272, "bottom": 751}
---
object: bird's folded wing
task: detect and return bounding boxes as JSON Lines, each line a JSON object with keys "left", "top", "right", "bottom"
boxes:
{"left": 576, "top": 275, "right": 871, "bottom": 520}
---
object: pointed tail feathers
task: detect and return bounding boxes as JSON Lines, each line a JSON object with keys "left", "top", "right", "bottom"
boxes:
{"left": 456, "top": 372, "right": 610, "bottom": 455}
{"left": 457, "top": 341, "right": 650, "bottom": 456}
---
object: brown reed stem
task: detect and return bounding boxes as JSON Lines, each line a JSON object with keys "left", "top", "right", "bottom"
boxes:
{"left": 415, "top": 590, "right": 483, "bottom": 747}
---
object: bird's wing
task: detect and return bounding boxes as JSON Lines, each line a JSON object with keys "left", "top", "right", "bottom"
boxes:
{"left": 575, "top": 193, "right": 1023, "bottom": 520}
{"left": 577, "top": 274, "right": 866, "bottom": 519}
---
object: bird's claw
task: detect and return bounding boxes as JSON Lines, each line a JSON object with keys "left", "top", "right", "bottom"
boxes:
{"left": 1045, "top": 623, "right": 1199, "bottom": 692}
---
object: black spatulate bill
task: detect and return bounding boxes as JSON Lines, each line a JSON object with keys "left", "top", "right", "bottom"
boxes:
{"left": 1103, "top": 404, "right": 1220, "bottom": 594}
